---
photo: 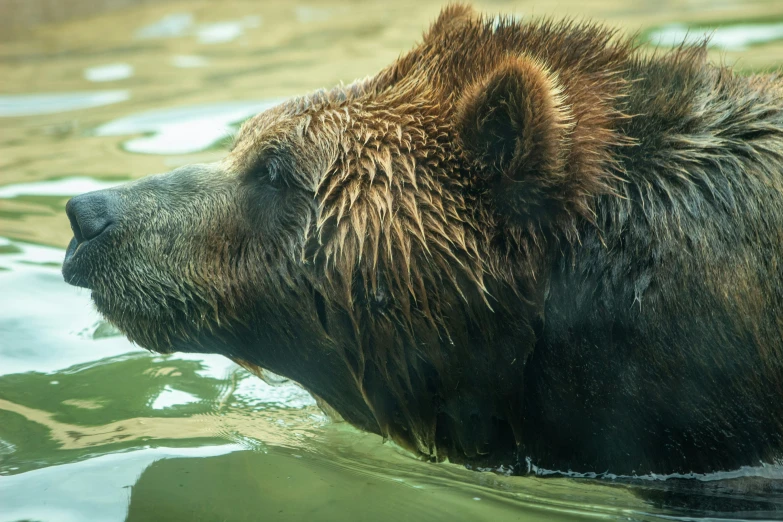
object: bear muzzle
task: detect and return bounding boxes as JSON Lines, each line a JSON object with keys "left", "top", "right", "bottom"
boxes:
{"left": 63, "top": 189, "right": 121, "bottom": 288}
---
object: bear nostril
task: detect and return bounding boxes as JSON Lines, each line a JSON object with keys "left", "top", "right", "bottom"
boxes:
{"left": 65, "top": 191, "right": 119, "bottom": 243}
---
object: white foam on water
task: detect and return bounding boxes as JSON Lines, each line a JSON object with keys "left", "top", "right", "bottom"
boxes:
{"left": 94, "top": 99, "right": 284, "bottom": 155}
{"left": 84, "top": 63, "right": 134, "bottom": 82}
{"left": 0, "top": 177, "right": 124, "bottom": 199}
{"left": 649, "top": 22, "right": 783, "bottom": 51}
{"left": 0, "top": 91, "right": 129, "bottom": 117}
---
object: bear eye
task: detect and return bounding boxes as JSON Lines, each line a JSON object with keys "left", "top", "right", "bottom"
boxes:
{"left": 255, "top": 155, "right": 287, "bottom": 189}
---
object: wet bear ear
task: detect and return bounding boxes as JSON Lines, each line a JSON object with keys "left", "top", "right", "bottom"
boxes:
{"left": 425, "top": 4, "right": 477, "bottom": 39}
{"left": 457, "top": 54, "right": 575, "bottom": 225}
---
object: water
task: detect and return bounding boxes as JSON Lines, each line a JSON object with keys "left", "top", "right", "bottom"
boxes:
{"left": 1, "top": 0, "right": 783, "bottom": 520}
{"left": 647, "top": 18, "right": 783, "bottom": 52}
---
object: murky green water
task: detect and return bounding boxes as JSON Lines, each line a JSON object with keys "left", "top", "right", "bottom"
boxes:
{"left": 2, "top": 1, "right": 783, "bottom": 520}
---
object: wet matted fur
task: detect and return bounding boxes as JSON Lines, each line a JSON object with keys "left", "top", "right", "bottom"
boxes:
{"left": 63, "top": 5, "right": 783, "bottom": 475}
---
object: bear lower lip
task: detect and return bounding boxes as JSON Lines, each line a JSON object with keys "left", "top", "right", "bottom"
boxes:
{"left": 62, "top": 236, "right": 92, "bottom": 288}
{"left": 62, "top": 267, "right": 90, "bottom": 289}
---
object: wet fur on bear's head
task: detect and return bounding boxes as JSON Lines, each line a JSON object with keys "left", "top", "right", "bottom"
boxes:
{"left": 63, "top": 4, "right": 783, "bottom": 475}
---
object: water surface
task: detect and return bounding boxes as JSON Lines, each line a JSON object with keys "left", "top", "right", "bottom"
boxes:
{"left": 1, "top": 1, "right": 783, "bottom": 520}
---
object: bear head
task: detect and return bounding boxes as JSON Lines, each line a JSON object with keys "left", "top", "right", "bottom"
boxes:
{"left": 62, "top": 5, "right": 627, "bottom": 466}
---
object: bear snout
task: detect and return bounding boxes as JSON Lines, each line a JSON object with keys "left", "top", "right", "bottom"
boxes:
{"left": 63, "top": 189, "right": 120, "bottom": 288}
{"left": 65, "top": 190, "right": 119, "bottom": 243}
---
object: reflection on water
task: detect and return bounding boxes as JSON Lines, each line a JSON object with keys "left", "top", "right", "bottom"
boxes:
{"left": 0, "top": 237, "right": 133, "bottom": 375}
{"left": 0, "top": 178, "right": 124, "bottom": 199}
{"left": 1, "top": 0, "right": 783, "bottom": 520}
{"left": 648, "top": 19, "right": 783, "bottom": 51}
{"left": 94, "top": 100, "right": 283, "bottom": 154}
{"left": 149, "top": 385, "right": 202, "bottom": 410}
{"left": 135, "top": 13, "right": 195, "bottom": 40}
{"left": 0, "top": 91, "right": 130, "bottom": 117}
{"left": 135, "top": 12, "right": 262, "bottom": 45}
{"left": 84, "top": 63, "right": 135, "bottom": 83}
{"left": 170, "top": 54, "right": 209, "bottom": 69}
{"left": 1, "top": 445, "right": 243, "bottom": 522}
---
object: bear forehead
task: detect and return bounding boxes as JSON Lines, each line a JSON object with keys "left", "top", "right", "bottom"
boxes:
{"left": 225, "top": 10, "right": 626, "bottom": 156}
{"left": 227, "top": 81, "right": 381, "bottom": 174}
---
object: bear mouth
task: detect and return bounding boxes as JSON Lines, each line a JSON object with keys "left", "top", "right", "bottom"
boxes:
{"left": 62, "top": 224, "right": 115, "bottom": 290}
{"left": 62, "top": 236, "right": 92, "bottom": 288}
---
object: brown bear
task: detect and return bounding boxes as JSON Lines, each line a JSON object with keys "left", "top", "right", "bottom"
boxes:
{"left": 62, "top": 5, "right": 783, "bottom": 476}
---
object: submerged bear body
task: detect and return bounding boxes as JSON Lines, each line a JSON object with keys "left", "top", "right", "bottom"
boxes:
{"left": 62, "top": 6, "right": 783, "bottom": 475}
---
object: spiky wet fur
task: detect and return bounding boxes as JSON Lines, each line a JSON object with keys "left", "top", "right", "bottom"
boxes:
{"left": 71, "top": 5, "right": 783, "bottom": 475}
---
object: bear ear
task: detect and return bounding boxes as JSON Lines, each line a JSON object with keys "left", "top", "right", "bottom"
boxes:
{"left": 425, "top": 4, "right": 476, "bottom": 40}
{"left": 457, "top": 54, "right": 576, "bottom": 225}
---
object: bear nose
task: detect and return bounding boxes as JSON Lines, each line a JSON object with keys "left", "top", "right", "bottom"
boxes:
{"left": 65, "top": 190, "right": 119, "bottom": 243}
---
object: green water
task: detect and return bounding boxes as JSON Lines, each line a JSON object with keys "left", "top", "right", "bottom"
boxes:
{"left": 0, "top": 238, "right": 654, "bottom": 521}
{"left": 2, "top": 1, "right": 783, "bottom": 520}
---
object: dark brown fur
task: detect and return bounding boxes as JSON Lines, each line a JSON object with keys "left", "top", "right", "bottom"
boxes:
{"left": 63, "top": 5, "right": 783, "bottom": 475}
